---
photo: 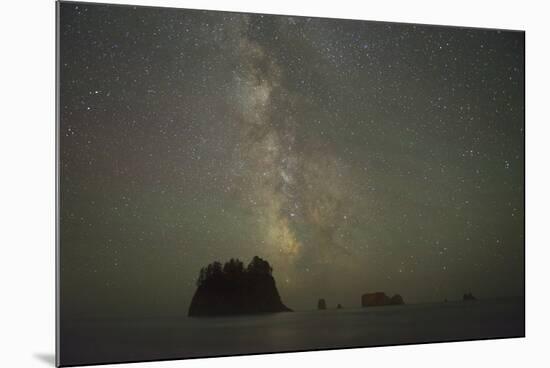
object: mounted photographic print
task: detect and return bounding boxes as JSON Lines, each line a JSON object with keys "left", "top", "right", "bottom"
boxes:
{"left": 56, "top": 1, "right": 525, "bottom": 366}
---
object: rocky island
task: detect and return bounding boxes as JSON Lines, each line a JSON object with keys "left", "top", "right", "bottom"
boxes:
{"left": 361, "top": 292, "right": 405, "bottom": 307}
{"left": 188, "top": 256, "right": 292, "bottom": 317}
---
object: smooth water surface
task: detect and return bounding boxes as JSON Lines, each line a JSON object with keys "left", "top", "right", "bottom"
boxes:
{"left": 60, "top": 298, "right": 524, "bottom": 366}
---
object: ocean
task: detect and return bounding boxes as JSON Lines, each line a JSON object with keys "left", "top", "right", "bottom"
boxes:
{"left": 60, "top": 297, "right": 524, "bottom": 366}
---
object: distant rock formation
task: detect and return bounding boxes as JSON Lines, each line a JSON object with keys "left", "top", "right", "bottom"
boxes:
{"left": 188, "top": 256, "right": 292, "bottom": 317}
{"left": 317, "top": 298, "right": 327, "bottom": 310}
{"left": 336, "top": 303, "right": 343, "bottom": 309}
{"left": 390, "top": 294, "right": 404, "bottom": 305}
{"left": 463, "top": 292, "right": 477, "bottom": 301}
{"left": 361, "top": 292, "right": 405, "bottom": 307}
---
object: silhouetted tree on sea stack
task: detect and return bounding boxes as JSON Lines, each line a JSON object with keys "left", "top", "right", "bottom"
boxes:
{"left": 188, "top": 256, "right": 292, "bottom": 317}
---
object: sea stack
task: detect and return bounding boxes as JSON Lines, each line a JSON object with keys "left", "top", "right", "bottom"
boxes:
{"left": 390, "top": 294, "right": 404, "bottom": 305}
{"left": 361, "top": 292, "right": 405, "bottom": 307}
{"left": 317, "top": 298, "right": 327, "bottom": 310}
{"left": 188, "top": 256, "right": 292, "bottom": 316}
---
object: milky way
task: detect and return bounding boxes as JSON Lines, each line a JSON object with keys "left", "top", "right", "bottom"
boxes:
{"left": 225, "top": 17, "right": 357, "bottom": 286}
{"left": 59, "top": 2, "right": 524, "bottom": 316}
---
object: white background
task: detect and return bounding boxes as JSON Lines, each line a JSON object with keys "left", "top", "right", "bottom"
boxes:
{"left": 0, "top": 0, "right": 548, "bottom": 367}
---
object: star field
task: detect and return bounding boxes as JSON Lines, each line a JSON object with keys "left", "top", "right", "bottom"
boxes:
{"left": 59, "top": 2, "right": 524, "bottom": 317}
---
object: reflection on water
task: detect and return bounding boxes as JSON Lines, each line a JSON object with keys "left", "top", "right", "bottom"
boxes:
{"left": 60, "top": 298, "right": 524, "bottom": 366}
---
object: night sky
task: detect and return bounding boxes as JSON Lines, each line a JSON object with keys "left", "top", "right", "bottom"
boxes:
{"left": 59, "top": 2, "right": 524, "bottom": 318}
